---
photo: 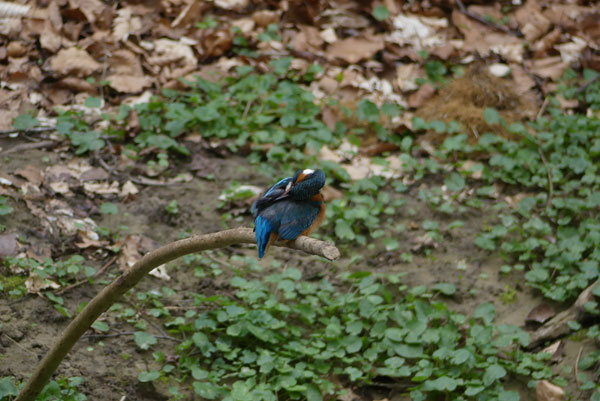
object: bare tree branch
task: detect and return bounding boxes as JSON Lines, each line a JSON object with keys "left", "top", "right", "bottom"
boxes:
{"left": 15, "top": 227, "right": 340, "bottom": 401}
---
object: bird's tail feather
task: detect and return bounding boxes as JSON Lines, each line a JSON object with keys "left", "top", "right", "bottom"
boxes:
{"left": 255, "top": 216, "right": 272, "bottom": 258}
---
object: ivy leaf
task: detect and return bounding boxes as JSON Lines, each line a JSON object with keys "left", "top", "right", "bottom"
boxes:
{"left": 12, "top": 114, "right": 39, "bottom": 130}
{"left": 100, "top": 202, "right": 118, "bottom": 215}
{"left": 445, "top": 173, "right": 465, "bottom": 192}
{"left": 372, "top": 5, "right": 390, "bottom": 21}
{"left": 137, "top": 370, "right": 160, "bottom": 382}
{"left": 0, "top": 377, "right": 18, "bottom": 398}
{"left": 483, "top": 364, "right": 506, "bottom": 386}
{"left": 474, "top": 302, "right": 496, "bottom": 325}
{"left": 134, "top": 331, "right": 157, "bottom": 350}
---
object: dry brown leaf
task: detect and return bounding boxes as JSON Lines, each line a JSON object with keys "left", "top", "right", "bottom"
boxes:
{"left": 75, "top": 229, "right": 107, "bottom": 248}
{"left": 68, "top": 0, "right": 106, "bottom": 24}
{"left": 40, "top": 21, "right": 62, "bottom": 52}
{"left": 120, "top": 180, "right": 139, "bottom": 197}
{"left": 83, "top": 181, "right": 120, "bottom": 196}
{"left": 110, "top": 49, "right": 143, "bottom": 75}
{"left": 322, "top": 185, "right": 343, "bottom": 202}
{"left": 291, "top": 25, "right": 324, "bottom": 53}
{"left": 452, "top": 10, "right": 524, "bottom": 63}
{"left": 532, "top": 27, "right": 561, "bottom": 57}
{"left": 408, "top": 83, "right": 435, "bottom": 108}
{"left": 514, "top": 0, "right": 551, "bottom": 42}
{"left": 396, "top": 63, "right": 422, "bottom": 92}
{"left": 526, "top": 303, "right": 556, "bottom": 324}
{"left": 536, "top": 380, "right": 564, "bottom": 401}
{"left": 107, "top": 74, "right": 152, "bottom": 93}
{"left": 0, "top": 233, "right": 18, "bottom": 257}
{"left": 214, "top": 0, "right": 249, "bottom": 11}
{"left": 118, "top": 234, "right": 159, "bottom": 271}
{"left": 50, "top": 47, "right": 101, "bottom": 77}
{"left": 56, "top": 77, "right": 97, "bottom": 93}
{"left": 327, "top": 35, "right": 384, "bottom": 64}
{"left": 112, "top": 7, "right": 142, "bottom": 42}
{"left": 172, "top": 0, "right": 205, "bottom": 28}
{"left": 25, "top": 274, "right": 60, "bottom": 294}
{"left": 389, "top": 14, "right": 447, "bottom": 49}
{"left": 252, "top": 9, "right": 279, "bottom": 27}
{"left": 6, "top": 41, "right": 25, "bottom": 57}
{"left": 15, "top": 165, "right": 44, "bottom": 186}
{"left": 526, "top": 57, "right": 569, "bottom": 80}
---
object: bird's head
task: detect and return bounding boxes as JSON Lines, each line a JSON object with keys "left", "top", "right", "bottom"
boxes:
{"left": 276, "top": 168, "right": 325, "bottom": 201}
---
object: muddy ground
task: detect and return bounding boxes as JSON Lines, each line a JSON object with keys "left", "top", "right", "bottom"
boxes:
{"left": 0, "top": 142, "right": 591, "bottom": 401}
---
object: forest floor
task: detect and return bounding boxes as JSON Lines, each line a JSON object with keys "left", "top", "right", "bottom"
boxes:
{"left": 1, "top": 0, "right": 600, "bottom": 400}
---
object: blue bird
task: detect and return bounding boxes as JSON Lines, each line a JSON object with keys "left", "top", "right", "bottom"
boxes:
{"left": 251, "top": 169, "right": 326, "bottom": 258}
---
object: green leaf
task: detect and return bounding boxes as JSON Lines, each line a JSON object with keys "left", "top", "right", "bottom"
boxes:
{"left": 382, "top": 238, "right": 399, "bottom": 251}
{"left": 445, "top": 172, "right": 465, "bottom": 192}
{"left": 425, "top": 376, "right": 460, "bottom": 391}
{"left": 357, "top": 99, "right": 380, "bottom": 122}
{"left": 474, "top": 234, "right": 496, "bottom": 251}
{"left": 12, "top": 114, "right": 39, "bottom": 130}
{"left": 474, "top": 302, "right": 495, "bottom": 325}
{"left": 193, "top": 381, "right": 220, "bottom": 399}
{"left": 483, "top": 364, "right": 506, "bottom": 386}
{"left": 100, "top": 202, "right": 118, "bottom": 215}
{"left": 0, "top": 377, "right": 19, "bottom": 398}
{"left": 483, "top": 107, "right": 502, "bottom": 125}
{"left": 133, "top": 331, "right": 157, "bottom": 350}
{"left": 91, "top": 320, "right": 109, "bottom": 332}
{"left": 372, "top": 5, "right": 390, "bottom": 21}
{"left": 335, "top": 220, "right": 355, "bottom": 240}
{"left": 305, "top": 384, "right": 323, "bottom": 401}
{"left": 85, "top": 96, "right": 102, "bottom": 108}
{"left": 433, "top": 282, "right": 456, "bottom": 296}
{"left": 137, "top": 370, "right": 160, "bottom": 382}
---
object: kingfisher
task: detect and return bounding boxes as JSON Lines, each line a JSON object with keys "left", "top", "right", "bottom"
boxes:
{"left": 251, "top": 169, "right": 326, "bottom": 258}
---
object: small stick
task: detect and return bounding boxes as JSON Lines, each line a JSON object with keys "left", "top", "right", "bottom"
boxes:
{"left": 575, "top": 346, "right": 583, "bottom": 386}
{"left": 456, "top": 0, "right": 523, "bottom": 38}
{"left": 0, "top": 140, "right": 56, "bottom": 157}
{"left": 537, "top": 147, "right": 553, "bottom": 207}
{"left": 15, "top": 227, "right": 340, "bottom": 401}
{"left": 0, "top": 127, "right": 55, "bottom": 135}
{"left": 57, "top": 255, "right": 118, "bottom": 295}
{"left": 575, "top": 74, "right": 600, "bottom": 95}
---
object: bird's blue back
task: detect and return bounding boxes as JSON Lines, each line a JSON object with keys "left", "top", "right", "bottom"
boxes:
{"left": 252, "top": 175, "right": 322, "bottom": 258}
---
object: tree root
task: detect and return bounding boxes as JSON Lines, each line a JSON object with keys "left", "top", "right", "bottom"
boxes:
{"left": 15, "top": 227, "right": 340, "bottom": 401}
{"left": 527, "top": 280, "right": 598, "bottom": 349}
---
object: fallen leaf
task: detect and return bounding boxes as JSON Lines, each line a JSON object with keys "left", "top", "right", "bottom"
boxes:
{"left": 526, "top": 56, "right": 569, "bottom": 80}
{"left": 68, "top": 0, "right": 106, "bottom": 24}
{"left": 526, "top": 303, "right": 556, "bottom": 324}
{"left": 83, "top": 181, "right": 120, "bottom": 196}
{"left": 0, "top": 233, "right": 17, "bottom": 257}
{"left": 15, "top": 165, "right": 43, "bottom": 186}
{"left": 389, "top": 14, "right": 447, "bottom": 49}
{"left": 327, "top": 34, "right": 384, "bottom": 64}
{"left": 536, "top": 380, "right": 564, "bottom": 401}
{"left": 118, "top": 234, "right": 159, "bottom": 271}
{"left": 107, "top": 74, "right": 152, "bottom": 93}
{"left": 120, "top": 180, "right": 139, "bottom": 197}
{"left": 149, "top": 265, "right": 170, "bottom": 281}
{"left": 408, "top": 83, "right": 435, "bottom": 108}
{"left": 25, "top": 273, "right": 60, "bottom": 294}
{"left": 514, "top": 0, "right": 551, "bottom": 42}
{"left": 50, "top": 47, "right": 101, "bottom": 77}
{"left": 214, "top": 0, "right": 249, "bottom": 11}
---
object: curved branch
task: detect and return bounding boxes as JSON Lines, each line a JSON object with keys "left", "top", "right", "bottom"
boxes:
{"left": 16, "top": 227, "right": 340, "bottom": 401}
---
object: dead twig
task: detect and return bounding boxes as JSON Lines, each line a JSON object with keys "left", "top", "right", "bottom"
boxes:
{"left": 575, "top": 346, "right": 583, "bottom": 386}
{"left": 15, "top": 227, "right": 340, "bottom": 401}
{"left": 455, "top": 0, "right": 523, "bottom": 38}
{"left": 0, "top": 127, "right": 55, "bottom": 135}
{"left": 528, "top": 280, "right": 598, "bottom": 349}
{"left": 575, "top": 74, "right": 600, "bottom": 96}
{"left": 0, "top": 140, "right": 57, "bottom": 157}
{"left": 57, "top": 255, "right": 118, "bottom": 295}
{"left": 537, "top": 147, "right": 553, "bottom": 207}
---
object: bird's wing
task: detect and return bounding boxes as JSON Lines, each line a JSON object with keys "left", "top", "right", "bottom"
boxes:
{"left": 251, "top": 177, "right": 292, "bottom": 217}
{"left": 277, "top": 201, "right": 320, "bottom": 240}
